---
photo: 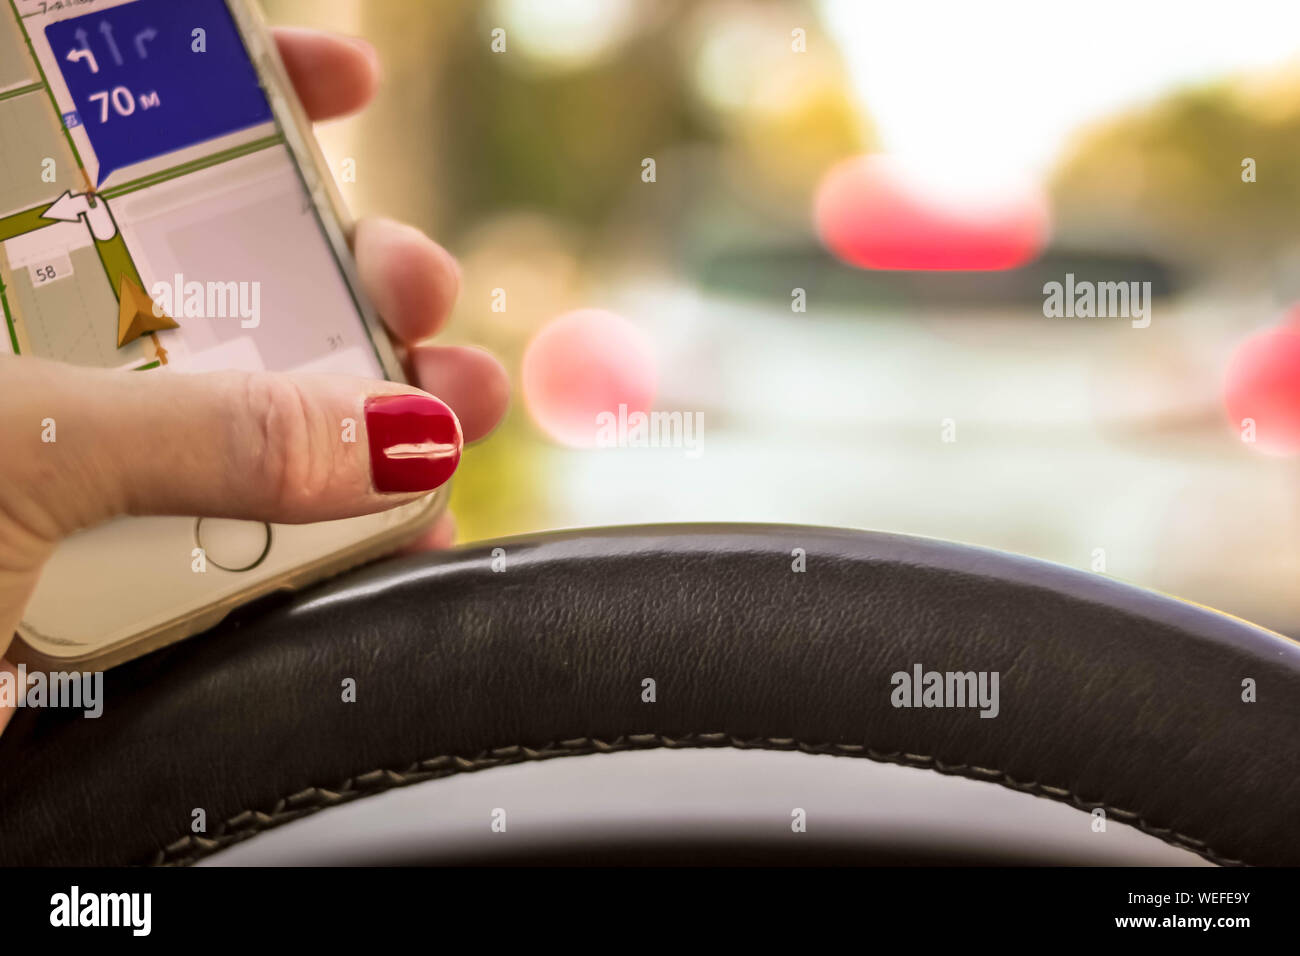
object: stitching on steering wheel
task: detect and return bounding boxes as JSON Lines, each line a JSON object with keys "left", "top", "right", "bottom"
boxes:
{"left": 151, "top": 733, "right": 1246, "bottom": 867}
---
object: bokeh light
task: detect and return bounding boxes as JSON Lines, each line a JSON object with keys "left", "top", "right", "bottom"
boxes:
{"left": 686, "top": 6, "right": 867, "bottom": 201}
{"left": 1223, "top": 319, "right": 1300, "bottom": 456}
{"left": 814, "top": 154, "right": 1049, "bottom": 271}
{"left": 491, "top": 0, "right": 644, "bottom": 72}
{"left": 522, "top": 309, "right": 658, "bottom": 447}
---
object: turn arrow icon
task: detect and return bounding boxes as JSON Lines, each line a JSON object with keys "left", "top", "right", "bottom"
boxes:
{"left": 40, "top": 190, "right": 118, "bottom": 241}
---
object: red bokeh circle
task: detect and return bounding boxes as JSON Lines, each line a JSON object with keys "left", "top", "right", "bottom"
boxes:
{"left": 815, "top": 154, "right": 1048, "bottom": 271}
{"left": 1223, "top": 320, "right": 1300, "bottom": 456}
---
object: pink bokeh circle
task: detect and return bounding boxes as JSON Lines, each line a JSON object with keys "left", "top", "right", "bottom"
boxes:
{"left": 522, "top": 309, "right": 658, "bottom": 448}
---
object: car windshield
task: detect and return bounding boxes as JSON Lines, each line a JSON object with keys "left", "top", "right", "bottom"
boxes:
{"left": 270, "top": 0, "right": 1300, "bottom": 638}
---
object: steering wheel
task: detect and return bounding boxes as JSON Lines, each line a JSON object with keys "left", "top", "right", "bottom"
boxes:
{"left": 1, "top": 525, "right": 1295, "bottom": 866}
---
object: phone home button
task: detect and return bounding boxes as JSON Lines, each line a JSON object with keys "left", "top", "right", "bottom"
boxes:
{"left": 194, "top": 518, "right": 273, "bottom": 572}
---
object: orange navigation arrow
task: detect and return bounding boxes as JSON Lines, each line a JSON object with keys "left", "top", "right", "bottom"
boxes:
{"left": 117, "top": 276, "right": 178, "bottom": 348}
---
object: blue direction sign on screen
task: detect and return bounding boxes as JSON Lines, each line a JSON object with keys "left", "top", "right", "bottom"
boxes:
{"left": 45, "top": 0, "right": 272, "bottom": 186}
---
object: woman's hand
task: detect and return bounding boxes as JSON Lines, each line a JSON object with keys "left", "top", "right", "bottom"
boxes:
{"left": 0, "top": 29, "right": 510, "bottom": 732}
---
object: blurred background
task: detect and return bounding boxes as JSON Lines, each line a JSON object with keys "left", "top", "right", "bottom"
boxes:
{"left": 264, "top": 0, "right": 1300, "bottom": 637}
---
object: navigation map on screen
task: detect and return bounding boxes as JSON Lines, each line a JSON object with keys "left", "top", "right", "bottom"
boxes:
{"left": 0, "top": 0, "right": 383, "bottom": 378}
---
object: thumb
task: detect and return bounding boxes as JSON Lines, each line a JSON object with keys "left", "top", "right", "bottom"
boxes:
{"left": 2, "top": 357, "right": 462, "bottom": 539}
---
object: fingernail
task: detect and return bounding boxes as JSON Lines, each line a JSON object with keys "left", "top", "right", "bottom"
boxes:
{"left": 365, "top": 394, "right": 462, "bottom": 493}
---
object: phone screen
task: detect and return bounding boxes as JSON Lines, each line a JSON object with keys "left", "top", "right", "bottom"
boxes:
{"left": 0, "top": 0, "right": 385, "bottom": 379}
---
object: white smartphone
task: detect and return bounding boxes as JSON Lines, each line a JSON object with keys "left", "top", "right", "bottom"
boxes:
{"left": 1, "top": 0, "right": 443, "bottom": 669}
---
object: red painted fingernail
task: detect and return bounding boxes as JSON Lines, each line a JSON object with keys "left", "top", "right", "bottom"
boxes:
{"left": 365, "top": 394, "right": 462, "bottom": 493}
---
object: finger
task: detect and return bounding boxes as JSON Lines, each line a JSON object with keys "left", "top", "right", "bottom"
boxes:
{"left": 355, "top": 218, "right": 461, "bottom": 344}
{"left": 0, "top": 358, "right": 462, "bottom": 538}
{"left": 409, "top": 345, "right": 511, "bottom": 443}
{"left": 273, "top": 27, "right": 380, "bottom": 122}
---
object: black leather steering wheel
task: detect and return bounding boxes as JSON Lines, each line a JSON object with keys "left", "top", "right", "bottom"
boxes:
{"left": 1, "top": 524, "right": 1296, "bottom": 866}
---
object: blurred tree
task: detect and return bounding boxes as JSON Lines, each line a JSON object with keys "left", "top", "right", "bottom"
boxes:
{"left": 1051, "top": 67, "right": 1300, "bottom": 272}
{"left": 431, "top": 0, "right": 700, "bottom": 239}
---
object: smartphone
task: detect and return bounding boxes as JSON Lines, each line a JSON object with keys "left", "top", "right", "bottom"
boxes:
{"left": 1, "top": 0, "right": 444, "bottom": 670}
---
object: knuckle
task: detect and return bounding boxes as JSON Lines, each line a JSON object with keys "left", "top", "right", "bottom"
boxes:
{"left": 236, "top": 373, "right": 323, "bottom": 514}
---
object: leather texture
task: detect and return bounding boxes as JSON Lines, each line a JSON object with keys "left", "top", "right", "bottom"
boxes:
{"left": 1, "top": 524, "right": 1296, "bottom": 866}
